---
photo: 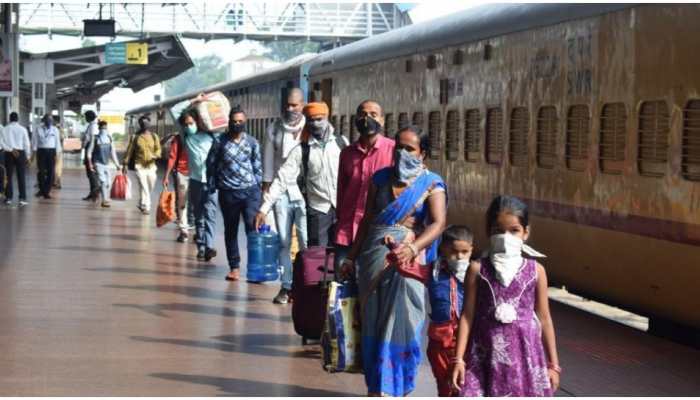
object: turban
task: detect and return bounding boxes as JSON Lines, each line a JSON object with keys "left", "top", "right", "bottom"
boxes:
{"left": 303, "top": 102, "right": 329, "bottom": 117}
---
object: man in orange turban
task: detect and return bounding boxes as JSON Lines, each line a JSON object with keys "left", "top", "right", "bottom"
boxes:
{"left": 256, "top": 100, "right": 348, "bottom": 257}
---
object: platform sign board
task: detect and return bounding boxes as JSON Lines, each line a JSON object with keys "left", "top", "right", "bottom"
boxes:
{"left": 105, "top": 42, "right": 148, "bottom": 65}
{"left": 0, "top": 32, "right": 14, "bottom": 96}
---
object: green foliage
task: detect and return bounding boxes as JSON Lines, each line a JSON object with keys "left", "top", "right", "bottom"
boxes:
{"left": 81, "top": 38, "right": 97, "bottom": 48}
{"left": 264, "top": 40, "right": 320, "bottom": 62}
{"left": 163, "top": 54, "right": 228, "bottom": 98}
{"left": 111, "top": 132, "right": 126, "bottom": 142}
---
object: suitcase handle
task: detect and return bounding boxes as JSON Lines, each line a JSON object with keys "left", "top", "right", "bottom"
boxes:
{"left": 320, "top": 246, "right": 335, "bottom": 291}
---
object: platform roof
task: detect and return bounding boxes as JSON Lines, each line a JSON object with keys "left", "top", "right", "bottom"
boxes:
{"left": 22, "top": 35, "right": 193, "bottom": 104}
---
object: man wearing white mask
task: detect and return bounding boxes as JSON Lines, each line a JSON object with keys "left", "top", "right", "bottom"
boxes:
{"left": 256, "top": 101, "right": 347, "bottom": 304}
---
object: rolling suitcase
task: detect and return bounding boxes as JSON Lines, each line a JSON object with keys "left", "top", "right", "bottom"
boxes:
{"left": 291, "top": 246, "right": 334, "bottom": 344}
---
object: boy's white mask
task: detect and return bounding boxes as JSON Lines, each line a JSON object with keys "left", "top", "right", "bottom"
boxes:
{"left": 489, "top": 233, "right": 546, "bottom": 287}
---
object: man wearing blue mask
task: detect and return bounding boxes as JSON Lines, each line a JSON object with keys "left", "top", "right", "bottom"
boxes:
{"left": 178, "top": 108, "right": 217, "bottom": 262}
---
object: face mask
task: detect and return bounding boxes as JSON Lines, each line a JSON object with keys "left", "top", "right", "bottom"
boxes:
{"left": 185, "top": 123, "right": 197, "bottom": 135}
{"left": 308, "top": 119, "right": 328, "bottom": 140}
{"left": 395, "top": 148, "right": 423, "bottom": 183}
{"left": 489, "top": 233, "right": 546, "bottom": 287}
{"left": 447, "top": 259, "right": 470, "bottom": 283}
{"left": 44, "top": 119, "right": 52, "bottom": 127}
{"left": 284, "top": 110, "right": 303, "bottom": 124}
{"left": 355, "top": 116, "right": 382, "bottom": 136}
{"left": 230, "top": 122, "right": 245, "bottom": 134}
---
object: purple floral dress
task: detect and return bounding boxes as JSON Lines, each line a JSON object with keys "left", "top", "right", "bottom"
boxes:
{"left": 459, "top": 258, "right": 553, "bottom": 397}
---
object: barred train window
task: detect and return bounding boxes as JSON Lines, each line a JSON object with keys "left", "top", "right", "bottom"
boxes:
{"left": 599, "top": 103, "right": 626, "bottom": 174}
{"left": 412, "top": 112, "right": 425, "bottom": 131}
{"left": 682, "top": 100, "right": 700, "bottom": 181}
{"left": 398, "top": 112, "right": 409, "bottom": 130}
{"left": 350, "top": 115, "right": 357, "bottom": 142}
{"left": 331, "top": 115, "right": 338, "bottom": 131}
{"left": 465, "top": 109, "right": 481, "bottom": 162}
{"left": 509, "top": 107, "right": 529, "bottom": 167}
{"left": 566, "top": 105, "right": 590, "bottom": 171}
{"left": 486, "top": 107, "right": 504, "bottom": 165}
{"left": 340, "top": 115, "right": 348, "bottom": 138}
{"left": 445, "top": 110, "right": 459, "bottom": 161}
{"left": 428, "top": 111, "right": 442, "bottom": 160}
{"left": 536, "top": 106, "right": 558, "bottom": 169}
{"left": 638, "top": 100, "right": 670, "bottom": 177}
{"left": 384, "top": 113, "right": 394, "bottom": 135}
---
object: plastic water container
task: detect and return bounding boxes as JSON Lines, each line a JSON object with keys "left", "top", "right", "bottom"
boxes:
{"left": 246, "top": 224, "right": 281, "bottom": 282}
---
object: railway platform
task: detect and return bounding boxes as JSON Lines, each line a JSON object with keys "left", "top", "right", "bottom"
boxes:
{"left": 1, "top": 170, "right": 699, "bottom": 396}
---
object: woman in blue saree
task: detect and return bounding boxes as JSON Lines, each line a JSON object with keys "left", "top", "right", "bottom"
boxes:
{"left": 340, "top": 125, "right": 447, "bottom": 396}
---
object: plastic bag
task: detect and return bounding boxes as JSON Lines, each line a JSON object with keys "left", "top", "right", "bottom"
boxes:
{"left": 321, "top": 281, "right": 362, "bottom": 373}
{"left": 195, "top": 91, "right": 231, "bottom": 132}
{"left": 110, "top": 174, "right": 128, "bottom": 200}
{"left": 156, "top": 190, "right": 176, "bottom": 227}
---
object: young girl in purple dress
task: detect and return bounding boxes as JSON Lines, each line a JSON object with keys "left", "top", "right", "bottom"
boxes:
{"left": 450, "top": 195, "right": 561, "bottom": 396}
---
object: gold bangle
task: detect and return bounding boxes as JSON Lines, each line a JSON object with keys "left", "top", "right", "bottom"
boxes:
{"left": 407, "top": 243, "right": 418, "bottom": 257}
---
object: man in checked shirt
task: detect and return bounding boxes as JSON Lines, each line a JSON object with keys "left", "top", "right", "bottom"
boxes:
{"left": 206, "top": 107, "right": 263, "bottom": 282}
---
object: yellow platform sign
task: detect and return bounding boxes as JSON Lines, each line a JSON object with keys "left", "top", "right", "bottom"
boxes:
{"left": 125, "top": 43, "right": 148, "bottom": 65}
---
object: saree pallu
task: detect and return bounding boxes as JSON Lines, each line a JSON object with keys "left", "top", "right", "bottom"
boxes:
{"left": 356, "top": 168, "right": 446, "bottom": 396}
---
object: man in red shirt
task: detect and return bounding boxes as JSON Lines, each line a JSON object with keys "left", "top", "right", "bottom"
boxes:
{"left": 334, "top": 100, "right": 395, "bottom": 275}
{"left": 163, "top": 132, "right": 191, "bottom": 243}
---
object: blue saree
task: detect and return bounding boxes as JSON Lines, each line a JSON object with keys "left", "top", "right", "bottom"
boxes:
{"left": 357, "top": 167, "right": 446, "bottom": 396}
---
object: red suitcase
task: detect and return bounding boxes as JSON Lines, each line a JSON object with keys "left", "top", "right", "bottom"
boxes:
{"left": 291, "top": 246, "right": 334, "bottom": 344}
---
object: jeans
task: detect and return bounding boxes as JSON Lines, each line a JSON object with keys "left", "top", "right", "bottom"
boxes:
{"left": 95, "top": 163, "right": 112, "bottom": 201}
{"left": 189, "top": 179, "right": 217, "bottom": 251}
{"left": 84, "top": 157, "right": 100, "bottom": 198}
{"left": 4, "top": 150, "right": 27, "bottom": 201}
{"left": 274, "top": 192, "right": 308, "bottom": 290}
{"left": 307, "top": 206, "right": 337, "bottom": 248}
{"left": 218, "top": 186, "right": 261, "bottom": 271}
{"left": 135, "top": 164, "right": 157, "bottom": 211}
{"left": 174, "top": 172, "right": 189, "bottom": 233}
{"left": 36, "top": 148, "right": 56, "bottom": 197}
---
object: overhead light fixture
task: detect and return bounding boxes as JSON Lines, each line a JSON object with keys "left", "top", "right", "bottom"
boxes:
{"left": 83, "top": 19, "right": 115, "bottom": 37}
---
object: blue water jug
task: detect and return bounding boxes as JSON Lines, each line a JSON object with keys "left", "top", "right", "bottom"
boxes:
{"left": 246, "top": 224, "right": 281, "bottom": 282}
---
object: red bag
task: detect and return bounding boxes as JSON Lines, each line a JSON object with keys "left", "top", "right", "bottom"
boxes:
{"left": 156, "top": 190, "right": 176, "bottom": 227}
{"left": 111, "top": 174, "right": 128, "bottom": 200}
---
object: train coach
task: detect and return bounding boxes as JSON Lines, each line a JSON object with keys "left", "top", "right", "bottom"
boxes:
{"left": 127, "top": 4, "right": 700, "bottom": 344}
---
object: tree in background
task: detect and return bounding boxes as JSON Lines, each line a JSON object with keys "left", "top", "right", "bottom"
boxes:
{"left": 264, "top": 40, "right": 319, "bottom": 62}
{"left": 81, "top": 38, "right": 97, "bottom": 48}
{"left": 163, "top": 55, "right": 228, "bottom": 98}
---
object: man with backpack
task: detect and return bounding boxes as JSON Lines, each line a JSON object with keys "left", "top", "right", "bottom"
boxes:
{"left": 255, "top": 102, "right": 348, "bottom": 304}
{"left": 207, "top": 107, "right": 263, "bottom": 282}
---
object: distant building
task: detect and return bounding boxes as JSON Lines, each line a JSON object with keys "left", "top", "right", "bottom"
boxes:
{"left": 227, "top": 52, "right": 279, "bottom": 80}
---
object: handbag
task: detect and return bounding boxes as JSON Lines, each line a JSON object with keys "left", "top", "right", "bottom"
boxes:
{"left": 156, "top": 190, "right": 176, "bottom": 227}
{"left": 321, "top": 281, "right": 362, "bottom": 373}
{"left": 110, "top": 174, "right": 128, "bottom": 200}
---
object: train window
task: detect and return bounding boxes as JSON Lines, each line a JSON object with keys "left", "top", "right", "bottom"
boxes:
{"left": 350, "top": 115, "right": 356, "bottom": 142}
{"left": 453, "top": 50, "right": 464, "bottom": 65}
{"left": 445, "top": 110, "right": 460, "bottom": 161}
{"left": 509, "top": 107, "right": 529, "bottom": 167}
{"left": 682, "top": 100, "right": 700, "bottom": 181}
{"left": 486, "top": 107, "right": 504, "bottom": 165}
{"left": 638, "top": 100, "right": 670, "bottom": 177}
{"left": 405, "top": 59, "right": 413, "bottom": 73}
{"left": 331, "top": 115, "right": 338, "bottom": 130}
{"left": 484, "top": 43, "right": 493, "bottom": 61}
{"left": 412, "top": 112, "right": 424, "bottom": 131}
{"left": 384, "top": 113, "right": 394, "bottom": 135}
{"left": 427, "top": 54, "right": 437, "bottom": 70}
{"left": 340, "top": 115, "right": 348, "bottom": 138}
{"left": 536, "top": 106, "right": 558, "bottom": 169}
{"left": 398, "top": 112, "right": 409, "bottom": 130}
{"left": 566, "top": 105, "right": 590, "bottom": 171}
{"left": 599, "top": 103, "right": 627, "bottom": 174}
{"left": 428, "top": 111, "right": 442, "bottom": 160}
{"left": 465, "top": 109, "right": 481, "bottom": 162}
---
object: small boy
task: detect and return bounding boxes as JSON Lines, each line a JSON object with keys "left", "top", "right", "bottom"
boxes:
{"left": 427, "top": 225, "right": 474, "bottom": 397}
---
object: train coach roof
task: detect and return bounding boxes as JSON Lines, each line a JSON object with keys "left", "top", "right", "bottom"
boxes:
{"left": 126, "top": 52, "right": 317, "bottom": 116}
{"left": 308, "top": 3, "right": 634, "bottom": 75}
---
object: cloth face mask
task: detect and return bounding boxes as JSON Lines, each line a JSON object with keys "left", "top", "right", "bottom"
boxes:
{"left": 489, "top": 233, "right": 546, "bottom": 286}
{"left": 447, "top": 259, "right": 470, "bottom": 283}
{"left": 185, "top": 123, "right": 197, "bottom": 135}
{"left": 229, "top": 122, "right": 245, "bottom": 134}
{"left": 395, "top": 149, "right": 423, "bottom": 183}
{"left": 355, "top": 116, "right": 382, "bottom": 136}
{"left": 308, "top": 119, "right": 329, "bottom": 140}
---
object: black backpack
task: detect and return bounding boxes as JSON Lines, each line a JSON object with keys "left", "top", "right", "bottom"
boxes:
{"left": 297, "top": 134, "right": 347, "bottom": 198}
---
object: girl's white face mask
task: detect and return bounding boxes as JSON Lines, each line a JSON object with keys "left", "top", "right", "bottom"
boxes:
{"left": 489, "top": 233, "right": 546, "bottom": 287}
